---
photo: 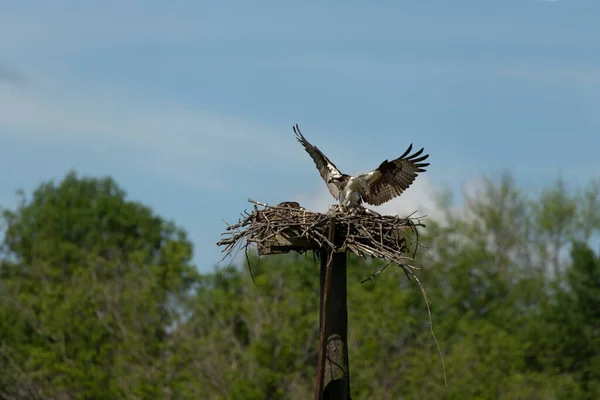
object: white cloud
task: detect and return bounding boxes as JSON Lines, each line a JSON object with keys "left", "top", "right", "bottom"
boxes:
{"left": 0, "top": 72, "right": 304, "bottom": 189}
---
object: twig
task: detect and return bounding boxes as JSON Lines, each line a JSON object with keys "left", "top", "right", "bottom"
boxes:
{"left": 360, "top": 262, "right": 391, "bottom": 284}
{"left": 412, "top": 274, "right": 448, "bottom": 388}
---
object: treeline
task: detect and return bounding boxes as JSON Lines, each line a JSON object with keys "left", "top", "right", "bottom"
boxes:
{"left": 0, "top": 171, "right": 599, "bottom": 399}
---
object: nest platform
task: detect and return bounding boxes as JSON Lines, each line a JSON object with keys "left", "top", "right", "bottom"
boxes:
{"left": 217, "top": 199, "right": 426, "bottom": 271}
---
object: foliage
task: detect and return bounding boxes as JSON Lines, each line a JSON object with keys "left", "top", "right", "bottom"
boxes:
{"left": 1, "top": 170, "right": 599, "bottom": 399}
{"left": 0, "top": 171, "right": 199, "bottom": 399}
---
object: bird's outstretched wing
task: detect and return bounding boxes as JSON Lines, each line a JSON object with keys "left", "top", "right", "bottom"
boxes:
{"left": 362, "top": 144, "right": 430, "bottom": 206}
{"left": 293, "top": 124, "right": 343, "bottom": 201}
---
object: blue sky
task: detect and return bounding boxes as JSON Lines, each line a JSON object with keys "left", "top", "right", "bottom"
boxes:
{"left": 1, "top": 0, "right": 599, "bottom": 271}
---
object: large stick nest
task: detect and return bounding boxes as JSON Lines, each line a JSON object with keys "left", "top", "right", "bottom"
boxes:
{"left": 217, "top": 199, "right": 427, "bottom": 279}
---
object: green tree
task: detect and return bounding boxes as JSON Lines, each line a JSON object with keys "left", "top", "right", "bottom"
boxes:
{"left": 171, "top": 253, "right": 321, "bottom": 399}
{"left": 575, "top": 178, "right": 600, "bottom": 242}
{"left": 2, "top": 170, "right": 599, "bottom": 399}
{"left": 531, "top": 177, "right": 578, "bottom": 277}
{"left": 528, "top": 242, "right": 600, "bottom": 399}
{"left": 0, "top": 171, "right": 199, "bottom": 399}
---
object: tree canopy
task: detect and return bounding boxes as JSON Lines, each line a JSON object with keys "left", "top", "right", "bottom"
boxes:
{"left": 0, "top": 171, "right": 199, "bottom": 399}
{"left": 1, "top": 171, "right": 599, "bottom": 399}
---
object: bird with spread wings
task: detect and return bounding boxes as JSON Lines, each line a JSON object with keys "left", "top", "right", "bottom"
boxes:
{"left": 293, "top": 124, "right": 430, "bottom": 210}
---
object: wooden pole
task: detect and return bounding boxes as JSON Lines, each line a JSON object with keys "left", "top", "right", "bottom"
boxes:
{"left": 314, "top": 216, "right": 350, "bottom": 399}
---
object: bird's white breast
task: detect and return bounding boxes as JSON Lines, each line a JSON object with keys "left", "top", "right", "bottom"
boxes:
{"left": 340, "top": 177, "right": 367, "bottom": 206}
{"left": 347, "top": 176, "right": 368, "bottom": 193}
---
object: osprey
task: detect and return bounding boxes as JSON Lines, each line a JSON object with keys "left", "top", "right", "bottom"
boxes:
{"left": 293, "top": 124, "right": 430, "bottom": 209}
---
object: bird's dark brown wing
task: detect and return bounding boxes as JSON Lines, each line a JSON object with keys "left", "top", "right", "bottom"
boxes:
{"left": 362, "top": 144, "right": 430, "bottom": 206}
{"left": 293, "top": 124, "right": 342, "bottom": 201}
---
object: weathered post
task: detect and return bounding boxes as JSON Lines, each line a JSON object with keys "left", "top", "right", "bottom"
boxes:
{"left": 217, "top": 199, "right": 425, "bottom": 399}
{"left": 315, "top": 216, "right": 350, "bottom": 399}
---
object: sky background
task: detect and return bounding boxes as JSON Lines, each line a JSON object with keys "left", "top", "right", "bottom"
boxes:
{"left": 1, "top": 0, "right": 598, "bottom": 272}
